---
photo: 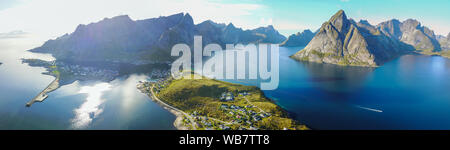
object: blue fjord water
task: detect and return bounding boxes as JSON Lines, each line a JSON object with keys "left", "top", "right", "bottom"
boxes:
{"left": 0, "top": 38, "right": 175, "bottom": 129}
{"left": 219, "top": 46, "right": 450, "bottom": 130}
{"left": 1, "top": 37, "right": 449, "bottom": 129}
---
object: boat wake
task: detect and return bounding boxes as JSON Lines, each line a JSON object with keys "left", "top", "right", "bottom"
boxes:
{"left": 354, "top": 105, "right": 383, "bottom": 113}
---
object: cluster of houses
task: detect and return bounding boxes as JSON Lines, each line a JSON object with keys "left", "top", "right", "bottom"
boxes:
{"left": 187, "top": 111, "right": 227, "bottom": 130}
{"left": 57, "top": 63, "right": 119, "bottom": 81}
{"left": 220, "top": 91, "right": 250, "bottom": 102}
{"left": 137, "top": 81, "right": 153, "bottom": 94}
{"left": 149, "top": 69, "right": 170, "bottom": 79}
{"left": 153, "top": 78, "right": 171, "bottom": 94}
{"left": 219, "top": 103, "right": 270, "bottom": 129}
{"left": 220, "top": 92, "right": 235, "bottom": 101}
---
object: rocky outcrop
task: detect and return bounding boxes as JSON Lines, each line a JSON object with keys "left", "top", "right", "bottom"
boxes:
{"left": 280, "top": 29, "right": 315, "bottom": 47}
{"left": 291, "top": 10, "right": 411, "bottom": 67}
{"left": 30, "top": 13, "right": 285, "bottom": 65}
{"left": 251, "top": 25, "right": 286, "bottom": 43}
{"left": 219, "top": 23, "right": 285, "bottom": 45}
{"left": 439, "top": 33, "right": 450, "bottom": 51}
{"left": 377, "top": 19, "right": 441, "bottom": 52}
{"left": 31, "top": 14, "right": 182, "bottom": 64}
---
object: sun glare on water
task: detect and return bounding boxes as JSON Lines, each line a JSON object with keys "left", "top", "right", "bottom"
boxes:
{"left": 71, "top": 83, "right": 112, "bottom": 129}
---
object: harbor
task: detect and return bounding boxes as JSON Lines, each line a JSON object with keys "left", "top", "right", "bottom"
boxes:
{"left": 26, "top": 75, "right": 59, "bottom": 107}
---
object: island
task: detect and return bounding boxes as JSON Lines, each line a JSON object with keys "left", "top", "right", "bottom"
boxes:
{"left": 137, "top": 74, "right": 309, "bottom": 130}
{"left": 291, "top": 10, "right": 446, "bottom": 67}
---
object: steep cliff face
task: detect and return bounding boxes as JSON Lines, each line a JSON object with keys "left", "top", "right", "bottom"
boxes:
{"left": 290, "top": 10, "right": 444, "bottom": 67}
{"left": 157, "top": 13, "right": 196, "bottom": 49}
{"left": 291, "top": 10, "right": 408, "bottom": 67}
{"left": 251, "top": 25, "right": 286, "bottom": 43}
{"left": 378, "top": 19, "right": 441, "bottom": 52}
{"left": 280, "top": 29, "right": 315, "bottom": 47}
{"left": 220, "top": 24, "right": 286, "bottom": 44}
{"left": 30, "top": 13, "right": 286, "bottom": 65}
{"left": 195, "top": 20, "right": 224, "bottom": 45}
{"left": 439, "top": 33, "right": 450, "bottom": 51}
{"left": 31, "top": 14, "right": 189, "bottom": 64}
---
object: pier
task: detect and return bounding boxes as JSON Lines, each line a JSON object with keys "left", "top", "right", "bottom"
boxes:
{"left": 26, "top": 75, "right": 60, "bottom": 107}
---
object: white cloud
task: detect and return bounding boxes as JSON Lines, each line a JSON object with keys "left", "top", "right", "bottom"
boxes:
{"left": 0, "top": 30, "right": 28, "bottom": 39}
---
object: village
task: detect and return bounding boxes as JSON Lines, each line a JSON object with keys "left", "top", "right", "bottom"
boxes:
{"left": 57, "top": 62, "right": 119, "bottom": 81}
{"left": 139, "top": 78, "right": 274, "bottom": 130}
{"left": 22, "top": 59, "right": 120, "bottom": 81}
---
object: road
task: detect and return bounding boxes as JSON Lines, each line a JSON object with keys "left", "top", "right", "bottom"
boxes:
{"left": 26, "top": 75, "right": 59, "bottom": 107}
{"left": 149, "top": 85, "right": 197, "bottom": 130}
{"left": 243, "top": 96, "right": 266, "bottom": 114}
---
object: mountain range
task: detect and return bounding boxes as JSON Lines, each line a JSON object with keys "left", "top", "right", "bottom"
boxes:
{"left": 280, "top": 29, "right": 316, "bottom": 47}
{"left": 30, "top": 13, "right": 286, "bottom": 65}
{"left": 291, "top": 10, "right": 448, "bottom": 67}
{"left": 30, "top": 11, "right": 450, "bottom": 67}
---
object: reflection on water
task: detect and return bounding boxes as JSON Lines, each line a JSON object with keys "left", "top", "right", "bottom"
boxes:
{"left": 2, "top": 36, "right": 450, "bottom": 129}
{"left": 300, "top": 62, "right": 375, "bottom": 93}
{"left": 217, "top": 46, "right": 450, "bottom": 129}
{"left": 0, "top": 36, "right": 176, "bottom": 130}
{"left": 71, "top": 83, "right": 111, "bottom": 129}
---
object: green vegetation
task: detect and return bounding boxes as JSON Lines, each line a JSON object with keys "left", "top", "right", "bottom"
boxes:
{"left": 52, "top": 70, "right": 60, "bottom": 76}
{"left": 440, "top": 50, "right": 450, "bottom": 58}
{"left": 337, "top": 54, "right": 372, "bottom": 66}
{"left": 148, "top": 75, "right": 308, "bottom": 130}
{"left": 415, "top": 49, "right": 450, "bottom": 59}
{"left": 293, "top": 50, "right": 374, "bottom": 67}
{"left": 310, "top": 50, "right": 334, "bottom": 58}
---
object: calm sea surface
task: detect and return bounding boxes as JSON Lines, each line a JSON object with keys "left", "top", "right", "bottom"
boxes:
{"left": 1, "top": 37, "right": 450, "bottom": 129}
{"left": 216, "top": 46, "right": 450, "bottom": 130}
{"left": 0, "top": 37, "right": 175, "bottom": 129}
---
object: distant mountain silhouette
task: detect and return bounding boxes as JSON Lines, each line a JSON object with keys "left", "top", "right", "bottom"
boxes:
{"left": 30, "top": 13, "right": 286, "bottom": 65}
{"left": 280, "top": 29, "right": 316, "bottom": 47}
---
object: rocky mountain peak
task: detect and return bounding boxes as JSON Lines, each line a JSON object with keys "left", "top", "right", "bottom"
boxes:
{"left": 359, "top": 20, "right": 371, "bottom": 26}
{"left": 328, "top": 10, "right": 350, "bottom": 33}
{"left": 280, "top": 29, "right": 316, "bottom": 47}
{"left": 303, "top": 29, "right": 313, "bottom": 34}
{"left": 110, "top": 15, "right": 132, "bottom": 21}
{"left": 296, "top": 29, "right": 313, "bottom": 36}
{"left": 179, "top": 13, "right": 194, "bottom": 27}
{"left": 403, "top": 19, "right": 420, "bottom": 26}
{"left": 377, "top": 19, "right": 402, "bottom": 38}
{"left": 226, "top": 23, "right": 236, "bottom": 29}
{"left": 290, "top": 10, "right": 411, "bottom": 67}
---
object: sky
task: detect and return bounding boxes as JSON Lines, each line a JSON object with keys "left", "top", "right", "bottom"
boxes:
{"left": 0, "top": 0, "right": 449, "bottom": 41}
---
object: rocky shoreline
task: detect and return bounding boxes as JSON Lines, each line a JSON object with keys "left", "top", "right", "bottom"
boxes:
{"left": 137, "top": 82, "right": 191, "bottom": 130}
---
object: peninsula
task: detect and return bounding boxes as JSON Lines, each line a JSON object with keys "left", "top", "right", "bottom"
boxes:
{"left": 22, "top": 59, "right": 61, "bottom": 107}
{"left": 137, "top": 74, "right": 308, "bottom": 130}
